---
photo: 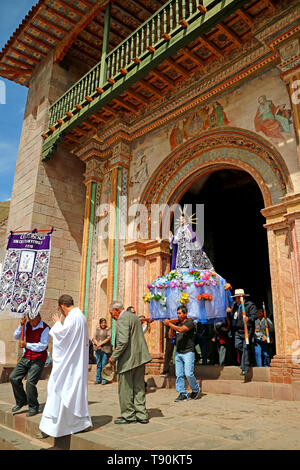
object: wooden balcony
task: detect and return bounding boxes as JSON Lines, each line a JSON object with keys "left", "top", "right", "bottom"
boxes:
{"left": 41, "top": 0, "right": 258, "bottom": 161}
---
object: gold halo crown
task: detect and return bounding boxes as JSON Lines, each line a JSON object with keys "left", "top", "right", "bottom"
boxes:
{"left": 174, "top": 205, "right": 197, "bottom": 230}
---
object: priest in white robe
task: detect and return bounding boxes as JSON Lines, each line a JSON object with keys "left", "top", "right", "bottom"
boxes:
{"left": 39, "top": 294, "right": 92, "bottom": 439}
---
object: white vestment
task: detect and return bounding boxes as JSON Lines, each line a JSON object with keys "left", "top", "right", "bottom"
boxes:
{"left": 39, "top": 307, "right": 92, "bottom": 437}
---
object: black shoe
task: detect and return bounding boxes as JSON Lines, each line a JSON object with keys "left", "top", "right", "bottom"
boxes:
{"left": 35, "top": 432, "right": 49, "bottom": 439}
{"left": 189, "top": 390, "right": 201, "bottom": 400}
{"left": 12, "top": 403, "right": 27, "bottom": 413}
{"left": 114, "top": 417, "right": 137, "bottom": 424}
{"left": 137, "top": 419, "right": 149, "bottom": 424}
{"left": 174, "top": 393, "right": 188, "bottom": 402}
{"left": 26, "top": 408, "right": 39, "bottom": 417}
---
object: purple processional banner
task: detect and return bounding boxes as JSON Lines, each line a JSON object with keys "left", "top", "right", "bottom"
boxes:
{"left": 0, "top": 231, "right": 52, "bottom": 318}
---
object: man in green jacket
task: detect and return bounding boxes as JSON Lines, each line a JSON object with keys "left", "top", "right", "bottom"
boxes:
{"left": 109, "top": 301, "right": 152, "bottom": 424}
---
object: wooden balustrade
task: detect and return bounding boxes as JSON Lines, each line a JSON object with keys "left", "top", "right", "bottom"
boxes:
{"left": 48, "top": 0, "right": 207, "bottom": 127}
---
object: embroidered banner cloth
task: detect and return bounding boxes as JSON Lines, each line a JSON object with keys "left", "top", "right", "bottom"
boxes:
{"left": 0, "top": 231, "right": 52, "bottom": 318}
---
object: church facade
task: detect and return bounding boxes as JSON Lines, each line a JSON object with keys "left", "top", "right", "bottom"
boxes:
{"left": 0, "top": 0, "right": 300, "bottom": 386}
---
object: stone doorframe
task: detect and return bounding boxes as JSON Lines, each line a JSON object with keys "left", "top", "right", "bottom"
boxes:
{"left": 133, "top": 128, "right": 300, "bottom": 383}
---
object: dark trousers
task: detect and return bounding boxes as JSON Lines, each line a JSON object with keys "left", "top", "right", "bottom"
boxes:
{"left": 194, "top": 336, "right": 207, "bottom": 365}
{"left": 9, "top": 357, "right": 45, "bottom": 411}
{"left": 234, "top": 332, "right": 251, "bottom": 372}
{"left": 163, "top": 339, "right": 174, "bottom": 373}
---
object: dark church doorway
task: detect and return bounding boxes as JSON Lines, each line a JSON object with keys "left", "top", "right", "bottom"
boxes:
{"left": 178, "top": 168, "right": 273, "bottom": 315}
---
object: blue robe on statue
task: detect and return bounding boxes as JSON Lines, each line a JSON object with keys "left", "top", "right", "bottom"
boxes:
{"left": 147, "top": 224, "right": 233, "bottom": 322}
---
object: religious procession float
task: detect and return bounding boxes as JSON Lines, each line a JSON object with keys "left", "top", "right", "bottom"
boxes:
{"left": 143, "top": 210, "right": 233, "bottom": 323}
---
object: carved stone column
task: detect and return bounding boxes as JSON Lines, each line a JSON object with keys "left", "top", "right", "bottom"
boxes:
{"left": 124, "top": 239, "right": 170, "bottom": 374}
{"left": 78, "top": 155, "right": 103, "bottom": 333}
{"left": 262, "top": 193, "right": 300, "bottom": 384}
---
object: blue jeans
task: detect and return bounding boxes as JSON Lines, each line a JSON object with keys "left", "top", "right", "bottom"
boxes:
{"left": 254, "top": 339, "right": 271, "bottom": 367}
{"left": 95, "top": 350, "right": 109, "bottom": 383}
{"left": 175, "top": 351, "right": 200, "bottom": 397}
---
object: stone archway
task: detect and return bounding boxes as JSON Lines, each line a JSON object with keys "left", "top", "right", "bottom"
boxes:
{"left": 135, "top": 128, "right": 300, "bottom": 382}
{"left": 140, "top": 128, "right": 291, "bottom": 208}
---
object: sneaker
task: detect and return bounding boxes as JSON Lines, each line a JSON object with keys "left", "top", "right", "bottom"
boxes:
{"left": 189, "top": 390, "right": 201, "bottom": 400}
{"left": 174, "top": 393, "right": 188, "bottom": 402}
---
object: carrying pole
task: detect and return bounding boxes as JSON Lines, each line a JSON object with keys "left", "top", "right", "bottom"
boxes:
{"left": 240, "top": 296, "right": 249, "bottom": 345}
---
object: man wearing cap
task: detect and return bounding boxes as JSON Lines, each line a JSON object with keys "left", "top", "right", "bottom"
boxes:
{"left": 108, "top": 301, "right": 152, "bottom": 424}
{"left": 228, "top": 289, "right": 257, "bottom": 375}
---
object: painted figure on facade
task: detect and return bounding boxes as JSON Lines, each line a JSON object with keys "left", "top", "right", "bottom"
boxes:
{"left": 169, "top": 100, "right": 229, "bottom": 151}
{"left": 254, "top": 95, "right": 292, "bottom": 140}
{"left": 130, "top": 154, "right": 149, "bottom": 186}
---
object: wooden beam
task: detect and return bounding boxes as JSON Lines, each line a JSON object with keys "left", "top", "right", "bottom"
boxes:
{"left": 77, "top": 0, "right": 95, "bottom": 7}
{"left": 18, "top": 39, "right": 47, "bottom": 57}
{"left": 182, "top": 47, "right": 206, "bottom": 69}
{"left": 197, "top": 37, "right": 224, "bottom": 59}
{"left": 125, "top": 88, "right": 149, "bottom": 105}
{"left": 22, "top": 31, "right": 54, "bottom": 50}
{"left": 263, "top": 0, "right": 276, "bottom": 11}
{"left": 88, "top": 18, "right": 125, "bottom": 44}
{"left": 4, "top": 56, "right": 34, "bottom": 69}
{"left": 30, "top": 24, "right": 61, "bottom": 41}
{"left": 113, "top": 97, "right": 140, "bottom": 114}
{"left": 112, "top": 3, "right": 141, "bottom": 27}
{"left": 217, "top": 23, "right": 243, "bottom": 47}
{"left": 138, "top": 79, "right": 161, "bottom": 97}
{"left": 165, "top": 57, "right": 190, "bottom": 78}
{"left": 236, "top": 8, "right": 254, "bottom": 28}
{"left": 128, "top": 0, "right": 153, "bottom": 16}
{"left": 36, "top": 15, "right": 70, "bottom": 35}
{"left": 151, "top": 70, "right": 175, "bottom": 88}
{"left": 12, "top": 47, "right": 40, "bottom": 64}
{"left": 91, "top": 114, "right": 107, "bottom": 123}
{"left": 55, "top": 0, "right": 85, "bottom": 17}
{"left": 44, "top": 6, "right": 77, "bottom": 26}
{"left": 54, "top": 1, "right": 106, "bottom": 63}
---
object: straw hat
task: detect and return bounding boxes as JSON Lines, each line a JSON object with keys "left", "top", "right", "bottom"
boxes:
{"left": 231, "top": 288, "right": 250, "bottom": 298}
{"left": 101, "top": 362, "right": 115, "bottom": 382}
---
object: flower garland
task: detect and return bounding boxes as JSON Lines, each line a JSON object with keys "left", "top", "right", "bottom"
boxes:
{"left": 143, "top": 270, "right": 228, "bottom": 307}
{"left": 179, "top": 293, "right": 189, "bottom": 304}
{"left": 197, "top": 294, "right": 213, "bottom": 302}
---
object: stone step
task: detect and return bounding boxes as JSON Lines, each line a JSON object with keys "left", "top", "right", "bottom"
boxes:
{"left": 0, "top": 402, "right": 113, "bottom": 450}
{"left": 0, "top": 423, "right": 51, "bottom": 450}
{"left": 145, "top": 374, "right": 300, "bottom": 401}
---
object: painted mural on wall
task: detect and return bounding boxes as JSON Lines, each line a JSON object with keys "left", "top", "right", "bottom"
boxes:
{"left": 129, "top": 68, "right": 299, "bottom": 205}
{"left": 254, "top": 95, "right": 292, "bottom": 142}
{"left": 130, "top": 152, "right": 149, "bottom": 186}
{"left": 169, "top": 100, "right": 229, "bottom": 151}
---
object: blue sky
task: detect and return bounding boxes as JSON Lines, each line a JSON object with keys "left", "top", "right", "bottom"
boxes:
{"left": 0, "top": 1, "right": 37, "bottom": 201}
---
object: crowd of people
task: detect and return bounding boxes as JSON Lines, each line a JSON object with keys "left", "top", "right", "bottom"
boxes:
{"left": 163, "top": 288, "right": 275, "bottom": 376}
{"left": 8, "top": 289, "right": 275, "bottom": 448}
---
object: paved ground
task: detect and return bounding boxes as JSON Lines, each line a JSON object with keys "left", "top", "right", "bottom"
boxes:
{"left": 1, "top": 379, "right": 300, "bottom": 451}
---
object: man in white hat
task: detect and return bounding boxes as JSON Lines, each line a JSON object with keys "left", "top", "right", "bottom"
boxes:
{"left": 227, "top": 289, "right": 257, "bottom": 375}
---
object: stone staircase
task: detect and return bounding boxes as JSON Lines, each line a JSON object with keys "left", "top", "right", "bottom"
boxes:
{"left": 145, "top": 365, "right": 300, "bottom": 402}
{"left": 0, "top": 363, "right": 300, "bottom": 449}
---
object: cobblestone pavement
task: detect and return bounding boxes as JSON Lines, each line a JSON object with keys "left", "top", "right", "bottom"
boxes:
{"left": 1, "top": 379, "right": 300, "bottom": 450}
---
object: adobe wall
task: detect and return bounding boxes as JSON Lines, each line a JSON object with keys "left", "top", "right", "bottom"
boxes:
{"left": 1, "top": 53, "right": 86, "bottom": 363}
